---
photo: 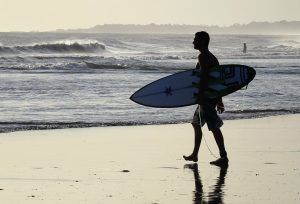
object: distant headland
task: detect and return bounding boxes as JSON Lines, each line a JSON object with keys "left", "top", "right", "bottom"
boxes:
{"left": 53, "top": 21, "right": 300, "bottom": 35}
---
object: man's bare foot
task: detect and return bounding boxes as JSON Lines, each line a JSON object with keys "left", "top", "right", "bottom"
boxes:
{"left": 183, "top": 155, "right": 198, "bottom": 162}
{"left": 210, "top": 156, "right": 229, "bottom": 167}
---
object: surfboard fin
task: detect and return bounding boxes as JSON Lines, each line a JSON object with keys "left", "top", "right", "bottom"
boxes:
{"left": 240, "top": 84, "right": 248, "bottom": 90}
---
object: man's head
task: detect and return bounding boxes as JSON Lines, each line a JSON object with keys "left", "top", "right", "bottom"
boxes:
{"left": 193, "top": 31, "right": 210, "bottom": 51}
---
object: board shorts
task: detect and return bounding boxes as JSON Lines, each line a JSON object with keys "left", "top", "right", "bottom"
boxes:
{"left": 192, "top": 103, "right": 223, "bottom": 131}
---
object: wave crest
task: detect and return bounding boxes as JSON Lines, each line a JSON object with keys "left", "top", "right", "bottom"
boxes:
{"left": 0, "top": 42, "right": 106, "bottom": 55}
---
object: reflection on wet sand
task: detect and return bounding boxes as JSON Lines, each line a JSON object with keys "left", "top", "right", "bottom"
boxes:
{"left": 184, "top": 163, "right": 228, "bottom": 204}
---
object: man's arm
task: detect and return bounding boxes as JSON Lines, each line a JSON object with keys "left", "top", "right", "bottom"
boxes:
{"left": 217, "top": 98, "right": 225, "bottom": 114}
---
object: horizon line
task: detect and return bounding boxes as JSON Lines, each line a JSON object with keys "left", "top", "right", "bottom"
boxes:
{"left": 1, "top": 20, "right": 299, "bottom": 33}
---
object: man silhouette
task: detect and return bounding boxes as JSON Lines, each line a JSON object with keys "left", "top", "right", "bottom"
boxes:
{"left": 183, "top": 31, "right": 228, "bottom": 166}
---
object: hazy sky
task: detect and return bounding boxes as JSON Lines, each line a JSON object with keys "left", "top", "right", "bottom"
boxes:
{"left": 1, "top": 0, "right": 299, "bottom": 31}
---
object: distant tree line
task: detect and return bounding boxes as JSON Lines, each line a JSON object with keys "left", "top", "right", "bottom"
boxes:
{"left": 55, "top": 21, "right": 300, "bottom": 35}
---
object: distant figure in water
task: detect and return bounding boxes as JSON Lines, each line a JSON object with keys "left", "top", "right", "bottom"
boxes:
{"left": 243, "top": 43, "right": 247, "bottom": 53}
{"left": 183, "top": 31, "right": 228, "bottom": 166}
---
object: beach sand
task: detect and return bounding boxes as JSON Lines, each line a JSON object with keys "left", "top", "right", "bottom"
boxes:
{"left": 0, "top": 114, "right": 299, "bottom": 203}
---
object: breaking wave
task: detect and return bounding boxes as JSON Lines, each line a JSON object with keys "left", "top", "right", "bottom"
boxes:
{"left": 252, "top": 44, "right": 300, "bottom": 57}
{"left": 0, "top": 42, "right": 106, "bottom": 55}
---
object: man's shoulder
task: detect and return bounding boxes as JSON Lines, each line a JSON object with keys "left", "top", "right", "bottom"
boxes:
{"left": 199, "top": 51, "right": 217, "bottom": 59}
{"left": 199, "top": 52, "right": 219, "bottom": 68}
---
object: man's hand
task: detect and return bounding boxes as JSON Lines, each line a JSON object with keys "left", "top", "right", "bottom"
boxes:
{"left": 217, "top": 101, "right": 225, "bottom": 114}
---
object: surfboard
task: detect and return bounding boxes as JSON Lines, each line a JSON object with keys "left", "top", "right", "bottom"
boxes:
{"left": 130, "top": 64, "right": 256, "bottom": 108}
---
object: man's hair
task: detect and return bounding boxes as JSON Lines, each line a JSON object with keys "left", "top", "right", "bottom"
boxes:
{"left": 195, "top": 31, "right": 210, "bottom": 47}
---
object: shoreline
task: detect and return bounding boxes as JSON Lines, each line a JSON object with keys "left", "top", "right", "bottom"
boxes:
{"left": 0, "top": 112, "right": 298, "bottom": 134}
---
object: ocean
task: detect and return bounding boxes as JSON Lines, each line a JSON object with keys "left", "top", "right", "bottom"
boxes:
{"left": 0, "top": 33, "right": 299, "bottom": 133}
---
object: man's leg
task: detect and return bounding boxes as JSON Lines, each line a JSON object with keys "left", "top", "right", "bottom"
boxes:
{"left": 210, "top": 128, "right": 228, "bottom": 166}
{"left": 183, "top": 123, "right": 202, "bottom": 162}
{"left": 212, "top": 128, "right": 227, "bottom": 158}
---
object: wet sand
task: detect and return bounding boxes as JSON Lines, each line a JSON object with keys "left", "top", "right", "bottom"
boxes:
{"left": 0, "top": 114, "right": 299, "bottom": 203}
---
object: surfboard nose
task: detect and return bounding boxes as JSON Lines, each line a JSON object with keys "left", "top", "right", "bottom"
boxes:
{"left": 248, "top": 67, "right": 256, "bottom": 82}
